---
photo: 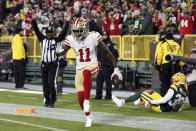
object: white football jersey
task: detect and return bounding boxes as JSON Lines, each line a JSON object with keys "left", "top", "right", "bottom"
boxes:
{"left": 64, "top": 31, "right": 102, "bottom": 69}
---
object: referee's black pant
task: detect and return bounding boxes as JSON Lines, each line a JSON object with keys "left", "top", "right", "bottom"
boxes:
{"left": 41, "top": 62, "right": 57, "bottom": 105}
{"left": 13, "top": 59, "right": 26, "bottom": 88}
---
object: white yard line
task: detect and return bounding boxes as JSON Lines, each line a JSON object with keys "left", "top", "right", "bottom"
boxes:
{"left": 0, "top": 103, "right": 196, "bottom": 131}
{"left": 0, "top": 117, "right": 66, "bottom": 131}
{"left": 0, "top": 88, "right": 67, "bottom": 95}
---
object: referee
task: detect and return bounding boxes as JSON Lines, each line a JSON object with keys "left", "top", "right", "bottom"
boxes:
{"left": 32, "top": 14, "right": 71, "bottom": 108}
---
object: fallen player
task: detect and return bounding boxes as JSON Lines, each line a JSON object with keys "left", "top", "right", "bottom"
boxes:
{"left": 112, "top": 72, "right": 188, "bottom": 112}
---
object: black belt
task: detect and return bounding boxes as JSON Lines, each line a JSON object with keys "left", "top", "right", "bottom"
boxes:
{"left": 42, "top": 60, "right": 57, "bottom": 65}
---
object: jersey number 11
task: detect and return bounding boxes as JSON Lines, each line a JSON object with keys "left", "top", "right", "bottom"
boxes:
{"left": 78, "top": 48, "right": 91, "bottom": 62}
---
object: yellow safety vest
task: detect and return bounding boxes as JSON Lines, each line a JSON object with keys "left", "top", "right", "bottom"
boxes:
{"left": 11, "top": 34, "right": 26, "bottom": 60}
{"left": 156, "top": 40, "right": 182, "bottom": 65}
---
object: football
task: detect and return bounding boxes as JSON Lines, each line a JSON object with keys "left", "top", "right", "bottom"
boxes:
{"left": 112, "top": 74, "right": 120, "bottom": 88}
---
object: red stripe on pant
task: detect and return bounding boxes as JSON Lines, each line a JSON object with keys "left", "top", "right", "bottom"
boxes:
{"left": 83, "top": 70, "right": 92, "bottom": 100}
{"left": 77, "top": 91, "right": 90, "bottom": 116}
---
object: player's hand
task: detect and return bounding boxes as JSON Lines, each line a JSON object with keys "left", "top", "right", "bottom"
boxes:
{"left": 144, "top": 101, "right": 151, "bottom": 108}
{"left": 111, "top": 68, "right": 122, "bottom": 80}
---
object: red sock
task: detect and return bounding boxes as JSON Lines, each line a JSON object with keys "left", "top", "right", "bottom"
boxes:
{"left": 77, "top": 91, "right": 84, "bottom": 110}
{"left": 85, "top": 112, "right": 90, "bottom": 116}
{"left": 83, "top": 70, "right": 92, "bottom": 100}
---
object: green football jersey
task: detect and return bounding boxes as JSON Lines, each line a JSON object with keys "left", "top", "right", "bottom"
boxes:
{"left": 160, "top": 84, "right": 186, "bottom": 112}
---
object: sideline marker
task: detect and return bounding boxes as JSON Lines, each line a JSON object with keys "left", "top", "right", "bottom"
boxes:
{"left": 16, "top": 108, "right": 35, "bottom": 114}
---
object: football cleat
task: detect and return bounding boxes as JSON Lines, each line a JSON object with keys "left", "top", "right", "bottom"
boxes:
{"left": 112, "top": 95, "right": 125, "bottom": 108}
{"left": 83, "top": 100, "right": 90, "bottom": 113}
{"left": 85, "top": 114, "right": 93, "bottom": 127}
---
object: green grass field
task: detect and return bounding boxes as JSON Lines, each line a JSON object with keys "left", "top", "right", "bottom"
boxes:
{"left": 0, "top": 88, "right": 196, "bottom": 131}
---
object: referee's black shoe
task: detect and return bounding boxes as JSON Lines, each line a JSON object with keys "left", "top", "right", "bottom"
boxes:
{"left": 92, "top": 96, "right": 102, "bottom": 100}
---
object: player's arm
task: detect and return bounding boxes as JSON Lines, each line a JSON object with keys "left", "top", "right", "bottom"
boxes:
{"left": 151, "top": 89, "right": 174, "bottom": 105}
{"left": 97, "top": 41, "right": 122, "bottom": 80}
{"left": 97, "top": 41, "right": 117, "bottom": 68}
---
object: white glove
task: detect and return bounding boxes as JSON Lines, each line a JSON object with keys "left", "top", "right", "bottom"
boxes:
{"left": 56, "top": 45, "right": 64, "bottom": 56}
{"left": 56, "top": 45, "right": 64, "bottom": 54}
{"left": 111, "top": 68, "right": 122, "bottom": 80}
{"left": 144, "top": 101, "right": 151, "bottom": 108}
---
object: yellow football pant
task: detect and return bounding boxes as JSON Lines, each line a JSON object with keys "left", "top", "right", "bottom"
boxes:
{"left": 75, "top": 63, "right": 99, "bottom": 92}
{"left": 140, "top": 90, "right": 162, "bottom": 112}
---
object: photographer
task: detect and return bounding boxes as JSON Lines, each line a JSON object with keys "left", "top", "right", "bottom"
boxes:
{"left": 156, "top": 31, "right": 182, "bottom": 96}
{"left": 184, "top": 48, "right": 196, "bottom": 107}
{"left": 154, "top": 28, "right": 165, "bottom": 82}
{"left": 166, "top": 48, "right": 196, "bottom": 107}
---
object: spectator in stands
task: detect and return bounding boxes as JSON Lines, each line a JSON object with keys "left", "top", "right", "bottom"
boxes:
{"left": 139, "top": 6, "right": 154, "bottom": 35}
{"left": 102, "top": 16, "right": 109, "bottom": 31}
{"left": 179, "top": 8, "right": 195, "bottom": 35}
{"left": 153, "top": 10, "right": 162, "bottom": 34}
{"left": 132, "top": 10, "right": 142, "bottom": 35}
{"left": 168, "top": 24, "right": 183, "bottom": 45}
{"left": 13, "top": 13, "right": 23, "bottom": 34}
{"left": 105, "top": 7, "right": 121, "bottom": 35}
{"left": 96, "top": 11, "right": 103, "bottom": 33}
{"left": 12, "top": 28, "right": 27, "bottom": 89}
{"left": 121, "top": 12, "right": 133, "bottom": 35}
{"left": 169, "top": 23, "right": 180, "bottom": 34}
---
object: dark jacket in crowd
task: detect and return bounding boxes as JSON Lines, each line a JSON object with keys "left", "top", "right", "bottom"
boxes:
{"left": 140, "top": 9, "right": 154, "bottom": 35}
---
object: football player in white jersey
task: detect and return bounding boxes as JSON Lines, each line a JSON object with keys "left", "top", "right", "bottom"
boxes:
{"left": 57, "top": 18, "right": 122, "bottom": 127}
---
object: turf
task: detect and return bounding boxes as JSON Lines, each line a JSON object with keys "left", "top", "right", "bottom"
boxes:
{"left": 0, "top": 88, "right": 196, "bottom": 131}
{"left": 0, "top": 90, "right": 196, "bottom": 122}
{"left": 0, "top": 113, "right": 148, "bottom": 131}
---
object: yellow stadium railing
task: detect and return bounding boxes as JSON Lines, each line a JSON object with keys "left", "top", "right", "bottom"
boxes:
{"left": 0, "top": 35, "right": 195, "bottom": 63}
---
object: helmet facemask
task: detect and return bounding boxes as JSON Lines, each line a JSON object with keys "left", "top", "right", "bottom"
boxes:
{"left": 72, "top": 18, "right": 88, "bottom": 41}
{"left": 72, "top": 28, "right": 87, "bottom": 41}
{"left": 171, "top": 72, "right": 188, "bottom": 95}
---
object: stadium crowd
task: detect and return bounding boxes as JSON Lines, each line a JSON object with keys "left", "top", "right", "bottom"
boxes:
{"left": 1, "top": 0, "right": 196, "bottom": 37}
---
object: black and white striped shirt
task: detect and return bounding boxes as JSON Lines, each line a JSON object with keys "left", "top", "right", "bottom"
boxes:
{"left": 41, "top": 39, "right": 57, "bottom": 63}
{"left": 32, "top": 19, "right": 70, "bottom": 63}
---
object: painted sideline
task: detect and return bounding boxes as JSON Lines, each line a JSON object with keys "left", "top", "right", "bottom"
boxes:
{"left": 0, "top": 103, "right": 196, "bottom": 131}
{"left": 0, "top": 89, "right": 67, "bottom": 95}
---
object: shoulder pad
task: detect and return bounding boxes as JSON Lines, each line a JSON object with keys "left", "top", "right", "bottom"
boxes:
{"left": 170, "top": 84, "right": 178, "bottom": 92}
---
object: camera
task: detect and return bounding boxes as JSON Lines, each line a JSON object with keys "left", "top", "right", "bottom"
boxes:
{"left": 165, "top": 54, "right": 196, "bottom": 74}
{"left": 182, "top": 64, "right": 196, "bottom": 75}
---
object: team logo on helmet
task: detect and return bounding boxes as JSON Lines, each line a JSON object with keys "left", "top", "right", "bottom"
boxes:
{"left": 171, "top": 72, "right": 186, "bottom": 85}
{"left": 71, "top": 18, "right": 88, "bottom": 41}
